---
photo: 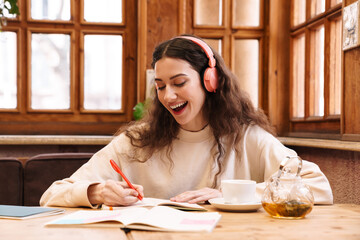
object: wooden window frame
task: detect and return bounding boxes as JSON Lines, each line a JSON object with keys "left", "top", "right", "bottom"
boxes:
{"left": 231, "top": 0, "right": 265, "bottom": 30}
{"left": 191, "top": 0, "right": 267, "bottom": 109}
{"left": 0, "top": 26, "right": 21, "bottom": 114}
{"left": 27, "top": 28, "right": 76, "bottom": 114}
{"left": 289, "top": 1, "right": 342, "bottom": 139}
{"left": 0, "top": 0, "right": 137, "bottom": 135}
{"left": 231, "top": 34, "right": 264, "bottom": 108}
{"left": 79, "top": 30, "right": 127, "bottom": 114}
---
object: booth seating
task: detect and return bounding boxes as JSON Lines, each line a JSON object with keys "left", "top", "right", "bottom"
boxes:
{"left": 1, "top": 151, "right": 359, "bottom": 205}
{"left": 0, "top": 158, "right": 23, "bottom": 205}
{"left": 0, "top": 153, "right": 93, "bottom": 206}
{"left": 23, "top": 153, "right": 93, "bottom": 206}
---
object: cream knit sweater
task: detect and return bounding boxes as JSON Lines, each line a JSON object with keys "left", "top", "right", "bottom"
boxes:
{"left": 40, "top": 125, "right": 333, "bottom": 207}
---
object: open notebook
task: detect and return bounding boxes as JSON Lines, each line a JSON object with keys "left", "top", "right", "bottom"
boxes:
{"left": 101, "top": 197, "right": 206, "bottom": 211}
{"left": 45, "top": 206, "right": 221, "bottom": 232}
{"left": 0, "top": 205, "right": 64, "bottom": 220}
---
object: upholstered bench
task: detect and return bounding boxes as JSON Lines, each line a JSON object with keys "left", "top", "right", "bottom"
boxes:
{"left": 0, "top": 158, "right": 23, "bottom": 205}
{"left": 23, "top": 153, "right": 93, "bottom": 206}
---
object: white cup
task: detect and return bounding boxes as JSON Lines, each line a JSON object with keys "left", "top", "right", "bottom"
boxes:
{"left": 221, "top": 179, "right": 257, "bottom": 204}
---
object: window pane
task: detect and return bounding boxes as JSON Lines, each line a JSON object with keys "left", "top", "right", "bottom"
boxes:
{"left": 31, "top": 0, "right": 71, "bottom": 20}
{"left": 233, "top": 0, "right": 260, "bottom": 27}
{"left": 84, "top": 0, "right": 123, "bottom": 23}
{"left": 330, "top": 0, "right": 342, "bottom": 7}
{"left": 329, "top": 18, "right": 342, "bottom": 115}
{"left": 291, "top": 34, "right": 305, "bottom": 118}
{"left": 292, "top": 0, "right": 306, "bottom": 26}
{"left": 0, "top": 32, "right": 17, "bottom": 109}
{"left": 194, "top": 0, "right": 223, "bottom": 26}
{"left": 309, "top": 26, "right": 324, "bottom": 117}
{"left": 1, "top": 1, "right": 17, "bottom": 18}
{"left": 310, "top": 0, "right": 325, "bottom": 18}
{"left": 233, "top": 39, "right": 259, "bottom": 108}
{"left": 203, "top": 38, "right": 222, "bottom": 56}
{"left": 84, "top": 35, "right": 123, "bottom": 110}
{"left": 31, "top": 33, "right": 70, "bottom": 109}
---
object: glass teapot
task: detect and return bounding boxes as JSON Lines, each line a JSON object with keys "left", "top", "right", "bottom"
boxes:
{"left": 261, "top": 156, "right": 314, "bottom": 219}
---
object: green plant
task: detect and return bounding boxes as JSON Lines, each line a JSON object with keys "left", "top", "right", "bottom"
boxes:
{"left": 0, "top": 0, "right": 19, "bottom": 29}
{"left": 133, "top": 98, "right": 151, "bottom": 120}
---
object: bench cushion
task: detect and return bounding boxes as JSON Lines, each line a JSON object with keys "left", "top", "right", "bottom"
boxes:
{"left": 23, "top": 153, "right": 93, "bottom": 206}
{"left": 0, "top": 158, "right": 23, "bottom": 205}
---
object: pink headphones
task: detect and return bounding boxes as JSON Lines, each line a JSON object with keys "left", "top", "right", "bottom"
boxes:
{"left": 177, "top": 36, "right": 219, "bottom": 93}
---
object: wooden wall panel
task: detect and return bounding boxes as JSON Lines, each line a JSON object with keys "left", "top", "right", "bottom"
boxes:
{"left": 343, "top": 49, "right": 360, "bottom": 136}
{"left": 342, "top": 0, "right": 360, "bottom": 140}
{"left": 137, "top": 0, "right": 181, "bottom": 102}
{"left": 146, "top": 0, "right": 180, "bottom": 69}
{"left": 267, "top": 0, "right": 290, "bottom": 135}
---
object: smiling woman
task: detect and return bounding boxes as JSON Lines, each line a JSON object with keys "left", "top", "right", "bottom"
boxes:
{"left": 155, "top": 58, "right": 207, "bottom": 132}
{"left": 39, "top": 34, "right": 333, "bottom": 209}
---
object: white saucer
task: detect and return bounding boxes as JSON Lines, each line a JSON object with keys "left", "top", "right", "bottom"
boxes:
{"left": 208, "top": 198, "right": 262, "bottom": 212}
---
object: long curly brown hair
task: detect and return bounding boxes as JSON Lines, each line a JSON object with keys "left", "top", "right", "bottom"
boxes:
{"left": 116, "top": 35, "right": 275, "bottom": 188}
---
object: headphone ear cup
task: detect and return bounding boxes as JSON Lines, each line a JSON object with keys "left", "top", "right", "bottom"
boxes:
{"left": 203, "top": 67, "right": 219, "bottom": 92}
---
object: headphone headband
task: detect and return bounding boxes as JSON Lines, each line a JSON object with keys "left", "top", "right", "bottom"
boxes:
{"left": 177, "top": 36, "right": 216, "bottom": 67}
{"left": 175, "top": 36, "right": 219, "bottom": 92}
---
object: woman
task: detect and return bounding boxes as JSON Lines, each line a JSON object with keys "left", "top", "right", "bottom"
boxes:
{"left": 40, "top": 35, "right": 333, "bottom": 208}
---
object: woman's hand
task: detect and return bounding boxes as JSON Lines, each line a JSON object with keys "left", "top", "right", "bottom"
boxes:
{"left": 88, "top": 179, "right": 144, "bottom": 206}
{"left": 170, "top": 187, "right": 222, "bottom": 204}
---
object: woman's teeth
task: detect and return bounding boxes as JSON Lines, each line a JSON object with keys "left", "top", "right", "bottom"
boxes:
{"left": 170, "top": 102, "right": 187, "bottom": 111}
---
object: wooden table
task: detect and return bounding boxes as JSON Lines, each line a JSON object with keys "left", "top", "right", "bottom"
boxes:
{"left": 1, "top": 204, "right": 359, "bottom": 240}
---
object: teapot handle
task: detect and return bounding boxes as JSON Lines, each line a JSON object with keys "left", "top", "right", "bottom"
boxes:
{"left": 276, "top": 155, "right": 303, "bottom": 178}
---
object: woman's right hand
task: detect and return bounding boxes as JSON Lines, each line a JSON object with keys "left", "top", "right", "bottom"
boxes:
{"left": 87, "top": 179, "right": 144, "bottom": 206}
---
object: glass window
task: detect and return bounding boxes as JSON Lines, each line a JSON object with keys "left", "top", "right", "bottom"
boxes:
{"left": 1, "top": 4, "right": 17, "bottom": 18}
{"left": 329, "top": 18, "right": 342, "bottom": 115}
{"left": 192, "top": 0, "right": 263, "bottom": 110}
{"left": 233, "top": 0, "right": 260, "bottom": 27}
{"left": 203, "top": 38, "right": 222, "bottom": 56}
{"left": 0, "top": 0, "right": 136, "bottom": 135}
{"left": 291, "top": 34, "right": 305, "bottom": 118}
{"left": 84, "top": 0, "right": 123, "bottom": 23}
{"left": 194, "top": 0, "right": 223, "bottom": 26}
{"left": 289, "top": 0, "right": 342, "bottom": 135}
{"left": 0, "top": 31, "right": 17, "bottom": 109}
{"left": 310, "top": 0, "right": 325, "bottom": 18}
{"left": 292, "top": 0, "right": 306, "bottom": 26}
{"left": 309, "top": 25, "right": 325, "bottom": 117}
{"left": 234, "top": 39, "right": 259, "bottom": 108}
{"left": 31, "top": 33, "right": 71, "bottom": 109}
{"left": 31, "top": 0, "right": 71, "bottom": 21}
{"left": 83, "top": 34, "right": 123, "bottom": 110}
{"left": 330, "top": 0, "right": 342, "bottom": 7}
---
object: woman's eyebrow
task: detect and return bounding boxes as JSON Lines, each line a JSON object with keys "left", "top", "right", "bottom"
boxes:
{"left": 170, "top": 73, "right": 187, "bottom": 80}
{"left": 155, "top": 73, "right": 187, "bottom": 82}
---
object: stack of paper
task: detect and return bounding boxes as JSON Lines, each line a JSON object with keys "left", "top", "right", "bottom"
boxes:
{"left": 0, "top": 205, "right": 64, "bottom": 220}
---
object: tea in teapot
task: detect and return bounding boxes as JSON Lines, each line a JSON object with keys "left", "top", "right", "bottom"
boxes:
{"left": 261, "top": 156, "right": 314, "bottom": 219}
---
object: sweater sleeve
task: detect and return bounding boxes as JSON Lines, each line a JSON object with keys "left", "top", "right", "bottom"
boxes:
{"left": 39, "top": 134, "right": 129, "bottom": 208}
{"left": 246, "top": 126, "right": 333, "bottom": 205}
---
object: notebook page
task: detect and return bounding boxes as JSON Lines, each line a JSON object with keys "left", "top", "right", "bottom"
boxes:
{"left": 45, "top": 208, "right": 148, "bottom": 226}
{"left": 128, "top": 206, "right": 221, "bottom": 232}
{"left": 101, "top": 197, "right": 205, "bottom": 211}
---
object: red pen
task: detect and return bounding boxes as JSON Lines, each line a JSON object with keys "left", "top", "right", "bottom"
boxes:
{"left": 109, "top": 159, "right": 143, "bottom": 201}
